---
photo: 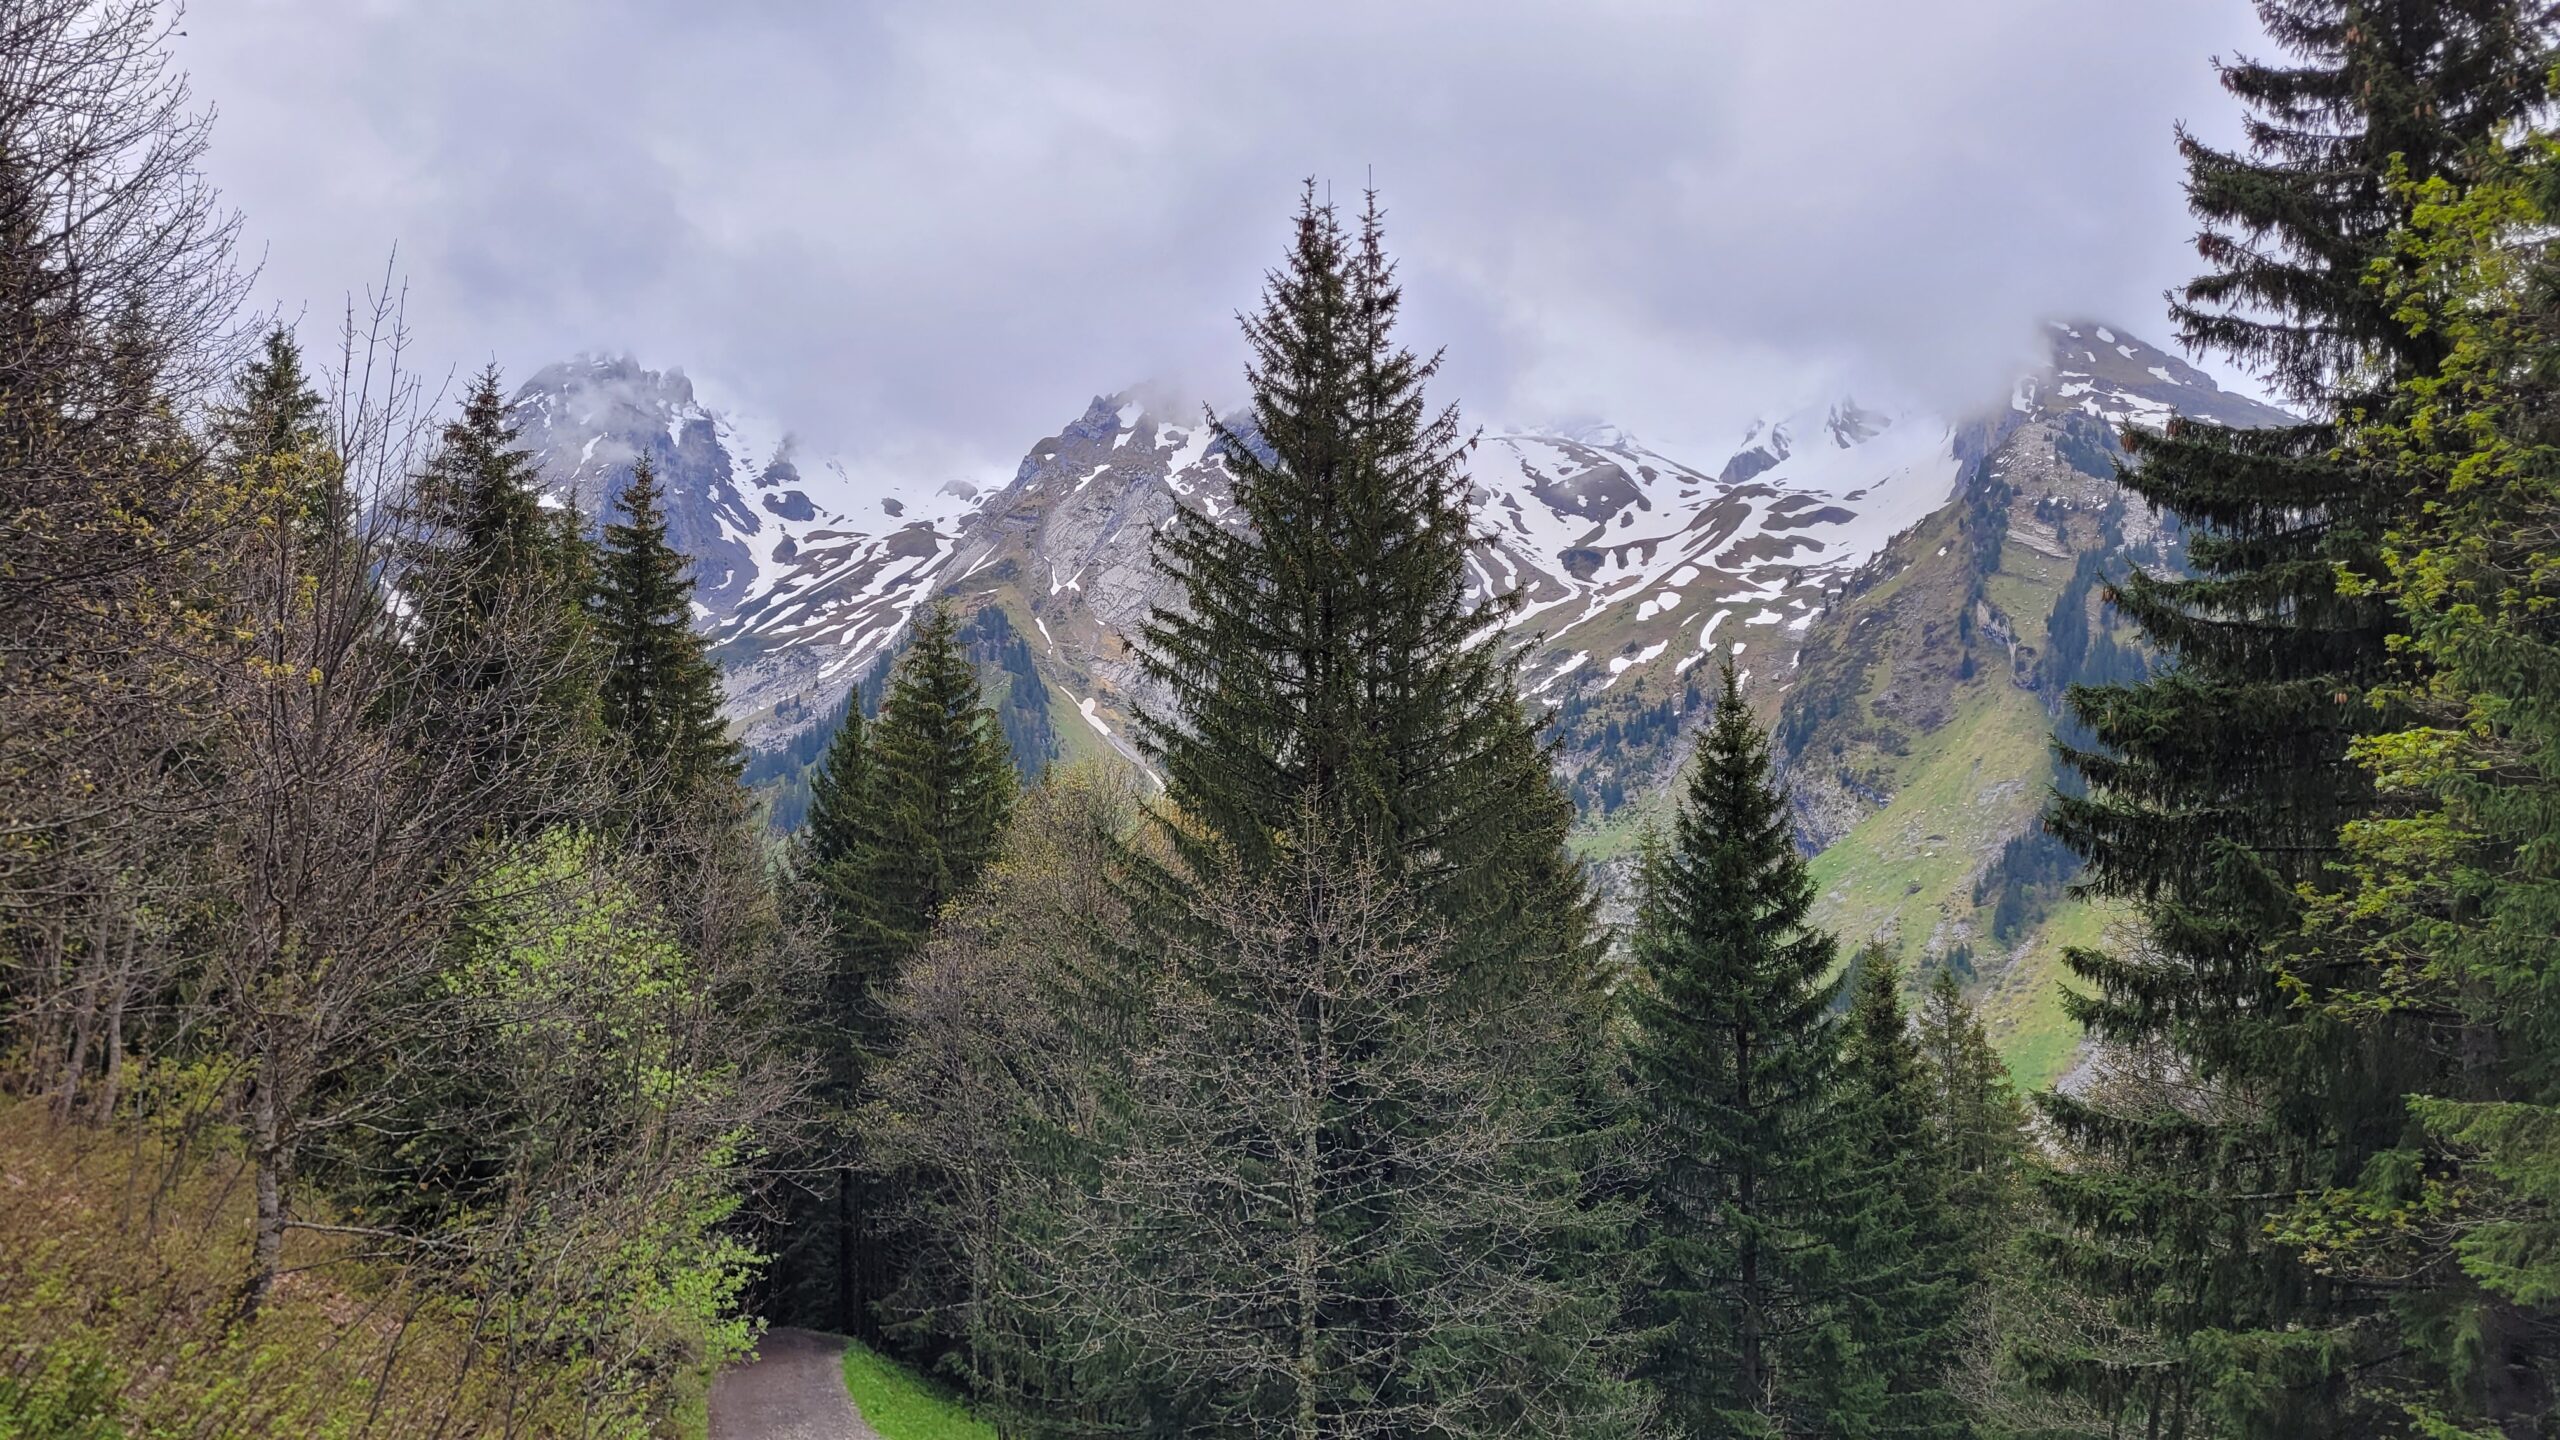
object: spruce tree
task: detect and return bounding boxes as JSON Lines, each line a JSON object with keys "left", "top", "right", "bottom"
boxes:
{"left": 1126, "top": 185, "right": 1633, "bottom": 1434}
{"left": 2036, "top": 6, "right": 2556, "bottom": 1432}
{"left": 1135, "top": 185, "right": 1592, "bottom": 1004}
{"left": 212, "top": 328, "right": 324, "bottom": 479}
{"left": 803, "top": 697, "right": 869, "bottom": 879}
{"left": 2284, "top": 145, "right": 2560, "bottom": 1433}
{"left": 1913, "top": 967, "right": 2023, "bottom": 1255}
{"left": 1627, "top": 658, "right": 1842, "bottom": 1438}
{"left": 406, "top": 367, "right": 554, "bottom": 631}
{"left": 593, "top": 452, "right": 740, "bottom": 811}
{"left": 833, "top": 603, "right": 1016, "bottom": 994}
{"left": 210, "top": 326, "right": 342, "bottom": 560}
{"left": 1821, "top": 951, "right": 1968, "bottom": 1440}
{"left": 399, "top": 364, "right": 597, "bottom": 825}
{"left": 786, "top": 602, "right": 1014, "bottom": 1342}
{"left": 762, "top": 693, "right": 875, "bottom": 1335}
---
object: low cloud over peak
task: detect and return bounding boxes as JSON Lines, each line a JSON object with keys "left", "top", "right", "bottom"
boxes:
{"left": 183, "top": 0, "right": 2268, "bottom": 482}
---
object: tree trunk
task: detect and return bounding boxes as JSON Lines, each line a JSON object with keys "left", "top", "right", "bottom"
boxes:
{"left": 837, "top": 1165, "right": 855, "bottom": 1336}
{"left": 245, "top": 1071, "right": 287, "bottom": 1317}
{"left": 93, "top": 914, "right": 134, "bottom": 1122}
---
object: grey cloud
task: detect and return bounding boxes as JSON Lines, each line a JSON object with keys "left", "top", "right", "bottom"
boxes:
{"left": 181, "top": 0, "right": 2268, "bottom": 479}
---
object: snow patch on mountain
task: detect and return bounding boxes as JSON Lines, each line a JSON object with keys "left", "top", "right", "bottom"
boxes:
{"left": 507, "top": 321, "right": 2292, "bottom": 755}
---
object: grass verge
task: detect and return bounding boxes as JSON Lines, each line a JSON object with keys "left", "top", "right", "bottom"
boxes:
{"left": 840, "top": 1338, "right": 998, "bottom": 1440}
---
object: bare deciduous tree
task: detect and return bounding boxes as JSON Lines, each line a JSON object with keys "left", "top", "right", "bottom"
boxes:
{"left": 1041, "top": 821, "right": 1645, "bottom": 1440}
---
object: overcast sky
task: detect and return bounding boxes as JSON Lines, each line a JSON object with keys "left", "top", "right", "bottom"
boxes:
{"left": 177, "top": 0, "right": 2272, "bottom": 488}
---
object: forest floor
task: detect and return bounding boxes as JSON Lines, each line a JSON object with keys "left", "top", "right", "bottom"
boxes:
{"left": 709, "top": 1327, "right": 875, "bottom": 1440}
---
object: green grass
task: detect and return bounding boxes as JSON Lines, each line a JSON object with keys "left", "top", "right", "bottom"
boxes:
{"left": 1978, "top": 896, "right": 2108, "bottom": 1091}
{"left": 1799, "top": 669, "right": 2100, "bottom": 1087}
{"left": 839, "top": 1338, "right": 997, "bottom": 1440}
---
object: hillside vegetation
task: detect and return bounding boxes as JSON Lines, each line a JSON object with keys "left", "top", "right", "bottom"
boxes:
{"left": 12, "top": 3, "right": 2560, "bottom": 1438}
{"left": 0, "top": 1104, "right": 691, "bottom": 1438}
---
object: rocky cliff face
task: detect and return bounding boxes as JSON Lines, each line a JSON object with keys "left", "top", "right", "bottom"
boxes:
{"left": 506, "top": 355, "right": 984, "bottom": 744}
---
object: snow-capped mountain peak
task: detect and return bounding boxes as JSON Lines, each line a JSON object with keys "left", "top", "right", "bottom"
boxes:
{"left": 506, "top": 318, "right": 2289, "bottom": 754}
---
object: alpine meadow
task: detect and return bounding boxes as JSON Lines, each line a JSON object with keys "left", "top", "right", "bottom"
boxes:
{"left": 13, "top": 2, "right": 2560, "bottom": 1437}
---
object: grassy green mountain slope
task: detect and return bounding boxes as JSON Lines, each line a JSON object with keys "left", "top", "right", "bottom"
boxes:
{"left": 1766, "top": 410, "right": 2161, "bottom": 1087}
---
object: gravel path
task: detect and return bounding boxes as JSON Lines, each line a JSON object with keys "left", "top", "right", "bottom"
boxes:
{"left": 709, "top": 1327, "right": 876, "bottom": 1440}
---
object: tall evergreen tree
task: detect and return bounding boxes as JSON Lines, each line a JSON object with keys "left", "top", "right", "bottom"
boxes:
{"left": 1821, "top": 951, "right": 1968, "bottom": 1440}
{"left": 399, "top": 365, "right": 597, "bottom": 825}
{"left": 1123, "top": 185, "right": 1635, "bottom": 1435}
{"left": 762, "top": 694, "right": 872, "bottom": 1335}
{"left": 803, "top": 699, "right": 869, "bottom": 879}
{"left": 2283, "top": 143, "right": 2560, "bottom": 1434}
{"left": 1135, "top": 185, "right": 1592, "bottom": 1003}
{"left": 211, "top": 327, "right": 323, "bottom": 472}
{"left": 2036, "top": 6, "right": 2556, "bottom": 1432}
{"left": 209, "top": 326, "right": 341, "bottom": 558}
{"left": 779, "top": 603, "right": 1015, "bottom": 1341}
{"left": 593, "top": 452, "right": 740, "bottom": 811}
{"left": 1627, "top": 658, "right": 1842, "bottom": 1438}
{"left": 406, "top": 367, "right": 555, "bottom": 632}
{"left": 834, "top": 603, "right": 1017, "bottom": 992}
{"left": 1912, "top": 967, "right": 2024, "bottom": 1258}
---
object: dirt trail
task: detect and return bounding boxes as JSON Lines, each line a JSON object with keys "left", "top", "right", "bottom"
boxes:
{"left": 708, "top": 1326, "right": 877, "bottom": 1440}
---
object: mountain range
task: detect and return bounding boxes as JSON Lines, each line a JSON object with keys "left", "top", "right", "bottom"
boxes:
{"left": 508, "top": 322, "right": 2289, "bottom": 1087}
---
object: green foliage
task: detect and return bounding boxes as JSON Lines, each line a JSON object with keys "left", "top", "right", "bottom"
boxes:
{"left": 1134, "top": 184, "right": 1593, "bottom": 1007}
{"left": 2275, "top": 138, "right": 2560, "bottom": 1430}
{"left": 2033, "top": 6, "right": 2558, "bottom": 1433}
{"left": 594, "top": 452, "right": 743, "bottom": 813}
{"left": 1971, "top": 822, "right": 2080, "bottom": 943}
{"left": 1627, "top": 658, "right": 1844, "bottom": 1436}
{"left": 398, "top": 364, "right": 602, "bottom": 829}
{"left": 322, "top": 831, "right": 764, "bottom": 1402}
{"left": 827, "top": 602, "right": 1019, "bottom": 1007}
{"left": 0, "top": 1337, "right": 124, "bottom": 1440}
{"left": 0, "top": 16, "right": 794, "bottom": 1435}
{"left": 0, "top": 1103, "right": 664, "bottom": 1438}
{"left": 210, "top": 325, "right": 332, "bottom": 539}
{"left": 1822, "top": 951, "right": 1970, "bottom": 1439}
{"left": 804, "top": 700, "right": 870, "bottom": 880}
{"left": 1915, "top": 967, "right": 2027, "bottom": 1243}
{"left": 753, "top": 604, "right": 1056, "bottom": 834}
{"left": 772, "top": 601, "right": 1017, "bottom": 1339}
{"left": 1047, "top": 821, "right": 1646, "bottom": 1439}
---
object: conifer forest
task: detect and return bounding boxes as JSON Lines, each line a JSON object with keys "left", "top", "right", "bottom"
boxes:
{"left": 12, "top": 1, "right": 2560, "bottom": 1436}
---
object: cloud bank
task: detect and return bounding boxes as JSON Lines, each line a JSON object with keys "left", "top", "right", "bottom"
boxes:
{"left": 181, "top": 0, "right": 2269, "bottom": 480}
